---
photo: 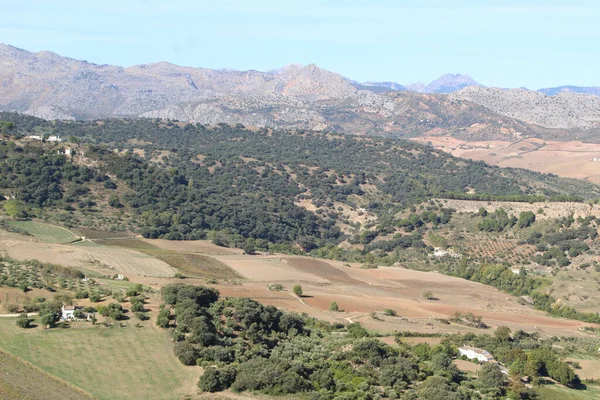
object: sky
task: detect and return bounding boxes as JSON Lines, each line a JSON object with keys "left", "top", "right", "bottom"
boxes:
{"left": 1, "top": 0, "right": 599, "bottom": 89}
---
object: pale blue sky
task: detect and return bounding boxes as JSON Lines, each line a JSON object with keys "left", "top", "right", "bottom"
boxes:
{"left": 1, "top": 0, "right": 599, "bottom": 89}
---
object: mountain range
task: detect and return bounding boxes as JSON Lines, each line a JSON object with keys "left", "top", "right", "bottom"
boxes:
{"left": 1, "top": 43, "right": 600, "bottom": 140}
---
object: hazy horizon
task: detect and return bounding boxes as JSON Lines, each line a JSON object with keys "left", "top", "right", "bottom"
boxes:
{"left": 1, "top": 0, "right": 599, "bottom": 89}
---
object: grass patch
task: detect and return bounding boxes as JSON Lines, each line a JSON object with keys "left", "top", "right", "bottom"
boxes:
{"left": 95, "top": 238, "right": 242, "bottom": 280}
{"left": 5, "top": 221, "right": 80, "bottom": 244}
{"left": 0, "top": 349, "right": 94, "bottom": 400}
{"left": 0, "top": 318, "right": 199, "bottom": 400}
{"left": 535, "top": 383, "right": 600, "bottom": 400}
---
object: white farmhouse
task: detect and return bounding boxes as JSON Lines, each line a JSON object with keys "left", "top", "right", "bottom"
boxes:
{"left": 61, "top": 305, "right": 76, "bottom": 320}
{"left": 433, "top": 247, "right": 449, "bottom": 257}
{"left": 458, "top": 346, "right": 495, "bottom": 363}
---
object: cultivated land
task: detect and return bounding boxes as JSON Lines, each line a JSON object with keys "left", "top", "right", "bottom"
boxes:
{"left": 412, "top": 136, "right": 600, "bottom": 183}
{"left": 2, "top": 221, "right": 600, "bottom": 398}
{"left": 2, "top": 225, "right": 595, "bottom": 338}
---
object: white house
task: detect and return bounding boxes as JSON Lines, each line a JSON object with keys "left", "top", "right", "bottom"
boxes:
{"left": 433, "top": 247, "right": 449, "bottom": 257}
{"left": 61, "top": 305, "right": 76, "bottom": 320}
{"left": 458, "top": 346, "right": 495, "bottom": 363}
{"left": 116, "top": 274, "right": 125, "bottom": 280}
{"left": 47, "top": 135, "right": 62, "bottom": 142}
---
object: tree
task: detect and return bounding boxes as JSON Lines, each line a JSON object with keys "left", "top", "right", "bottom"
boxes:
{"left": 423, "top": 290, "right": 435, "bottom": 300}
{"left": 329, "top": 302, "right": 339, "bottom": 312}
{"left": 495, "top": 326, "right": 512, "bottom": 342}
{"left": 243, "top": 241, "right": 256, "bottom": 255}
{"left": 198, "top": 366, "right": 236, "bottom": 392}
{"left": 89, "top": 292, "right": 102, "bottom": 302}
{"left": 41, "top": 312, "right": 59, "bottom": 328}
{"left": 3, "top": 199, "right": 29, "bottom": 219}
{"left": 347, "top": 322, "right": 368, "bottom": 338}
{"left": 419, "top": 375, "right": 460, "bottom": 400}
{"left": 293, "top": 284, "right": 303, "bottom": 297}
{"left": 518, "top": 211, "right": 536, "bottom": 228}
{"left": 479, "top": 363, "right": 507, "bottom": 390}
{"left": 16, "top": 313, "right": 31, "bottom": 328}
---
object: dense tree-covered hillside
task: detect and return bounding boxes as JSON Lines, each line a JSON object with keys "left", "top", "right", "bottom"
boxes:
{"left": 1, "top": 113, "right": 600, "bottom": 250}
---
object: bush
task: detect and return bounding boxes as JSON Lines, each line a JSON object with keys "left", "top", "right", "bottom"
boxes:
{"left": 268, "top": 283, "right": 284, "bottom": 291}
{"left": 199, "top": 366, "right": 237, "bottom": 392}
{"left": 16, "top": 313, "right": 31, "bottom": 328}
{"left": 329, "top": 302, "right": 339, "bottom": 312}
{"left": 6, "top": 303, "right": 19, "bottom": 313}
{"left": 89, "top": 292, "right": 102, "bottom": 302}
{"left": 384, "top": 309, "right": 397, "bottom": 316}
{"left": 422, "top": 290, "right": 435, "bottom": 300}
{"left": 293, "top": 284, "right": 303, "bottom": 297}
{"left": 135, "top": 312, "right": 149, "bottom": 321}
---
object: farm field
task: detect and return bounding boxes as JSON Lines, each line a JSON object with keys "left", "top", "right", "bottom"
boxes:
{"left": 0, "top": 350, "right": 94, "bottom": 400}
{"left": 411, "top": 137, "right": 600, "bottom": 184}
{"left": 5, "top": 220, "right": 81, "bottom": 243}
{"left": 94, "top": 238, "right": 241, "bottom": 280}
{"left": 1, "top": 232, "right": 176, "bottom": 278}
{"left": 0, "top": 318, "right": 200, "bottom": 400}
{"left": 2, "top": 225, "right": 598, "bottom": 338}
{"left": 209, "top": 255, "right": 597, "bottom": 338}
{"left": 535, "top": 384, "right": 600, "bottom": 400}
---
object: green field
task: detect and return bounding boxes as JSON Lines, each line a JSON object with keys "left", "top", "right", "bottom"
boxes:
{"left": 0, "top": 350, "right": 94, "bottom": 400}
{"left": 0, "top": 319, "right": 199, "bottom": 400}
{"left": 6, "top": 220, "right": 80, "bottom": 244}
{"left": 535, "top": 384, "right": 600, "bottom": 400}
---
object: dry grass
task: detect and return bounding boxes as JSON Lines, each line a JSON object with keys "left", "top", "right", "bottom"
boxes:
{"left": 95, "top": 238, "right": 241, "bottom": 280}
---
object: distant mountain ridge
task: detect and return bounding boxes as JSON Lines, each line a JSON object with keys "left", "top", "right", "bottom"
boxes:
{"left": 364, "top": 73, "right": 482, "bottom": 94}
{"left": 1, "top": 43, "right": 600, "bottom": 140}
{"left": 538, "top": 85, "right": 600, "bottom": 97}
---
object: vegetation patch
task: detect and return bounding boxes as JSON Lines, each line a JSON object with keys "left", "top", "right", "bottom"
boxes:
{"left": 0, "top": 318, "right": 199, "bottom": 400}
{"left": 0, "top": 349, "right": 94, "bottom": 400}
{"left": 4, "top": 221, "right": 80, "bottom": 244}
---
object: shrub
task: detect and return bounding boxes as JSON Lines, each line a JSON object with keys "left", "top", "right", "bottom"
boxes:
{"left": 329, "top": 302, "right": 339, "bottom": 312}
{"left": 384, "top": 309, "right": 397, "bottom": 316}
{"left": 293, "top": 284, "right": 303, "bottom": 297}
{"left": 422, "top": 290, "right": 435, "bottom": 300}
{"left": 16, "top": 313, "right": 31, "bottom": 328}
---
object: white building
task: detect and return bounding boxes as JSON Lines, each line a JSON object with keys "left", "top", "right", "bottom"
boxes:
{"left": 61, "top": 305, "right": 76, "bottom": 320}
{"left": 433, "top": 247, "right": 449, "bottom": 257}
{"left": 458, "top": 346, "right": 495, "bottom": 363}
{"left": 47, "top": 135, "right": 62, "bottom": 142}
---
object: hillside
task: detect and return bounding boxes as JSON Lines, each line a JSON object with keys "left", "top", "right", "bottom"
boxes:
{"left": 450, "top": 86, "right": 600, "bottom": 132}
{"left": 1, "top": 114, "right": 599, "bottom": 247}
